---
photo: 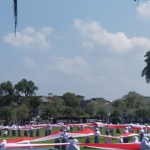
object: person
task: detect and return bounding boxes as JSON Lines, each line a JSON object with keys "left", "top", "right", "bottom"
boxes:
{"left": 105, "top": 137, "right": 112, "bottom": 144}
{"left": 0, "top": 125, "right": 2, "bottom": 136}
{"left": 1, "top": 140, "right": 6, "bottom": 149}
{"left": 45, "top": 125, "right": 48, "bottom": 136}
{"left": 54, "top": 138, "right": 60, "bottom": 150}
{"left": 109, "top": 124, "right": 114, "bottom": 136}
{"left": 123, "top": 127, "right": 129, "bottom": 143}
{"left": 66, "top": 125, "right": 70, "bottom": 132}
{"left": 78, "top": 126, "right": 80, "bottom": 131}
{"left": 36, "top": 128, "right": 40, "bottom": 137}
{"left": 85, "top": 136, "right": 90, "bottom": 143}
{"left": 70, "top": 125, "right": 73, "bottom": 132}
{"left": 18, "top": 125, "right": 21, "bottom": 137}
{"left": 139, "top": 127, "right": 145, "bottom": 142}
{"left": 140, "top": 137, "right": 150, "bottom": 150}
{"left": 3, "top": 131, "right": 8, "bottom": 137}
{"left": 116, "top": 123, "right": 120, "bottom": 133}
{"left": 30, "top": 126, "right": 33, "bottom": 137}
{"left": 94, "top": 128, "right": 100, "bottom": 143}
{"left": 84, "top": 136, "right": 90, "bottom": 149}
{"left": 67, "top": 137, "right": 80, "bottom": 150}
{"left": 105, "top": 125, "right": 109, "bottom": 135}
{"left": 118, "top": 136, "right": 123, "bottom": 143}
{"left": 60, "top": 129, "right": 68, "bottom": 150}
{"left": 81, "top": 125, "right": 85, "bottom": 131}
{"left": 24, "top": 125, "right": 28, "bottom": 137}
{"left": 132, "top": 136, "right": 139, "bottom": 143}
{"left": 145, "top": 124, "right": 149, "bottom": 134}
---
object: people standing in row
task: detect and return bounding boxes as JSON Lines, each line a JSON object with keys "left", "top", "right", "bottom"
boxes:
{"left": 94, "top": 128, "right": 100, "bottom": 143}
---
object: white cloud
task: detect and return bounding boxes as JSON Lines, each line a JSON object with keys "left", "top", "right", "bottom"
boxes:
{"left": 23, "top": 57, "right": 39, "bottom": 68}
{"left": 101, "top": 58, "right": 123, "bottom": 70}
{"left": 49, "top": 56, "right": 89, "bottom": 75}
{"left": 137, "top": 1, "right": 150, "bottom": 20}
{"left": 74, "top": 19, "right": 150, "bottom": 53}
{"left": 4, "top": 27, "right": 54, "bottom": 49}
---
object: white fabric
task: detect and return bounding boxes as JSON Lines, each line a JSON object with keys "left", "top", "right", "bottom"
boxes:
{"left": 118, "top": 137, "right": 123, "bottom": 143}
{"left": 1, "top": 140, "right": 6, "bottom": 149}
{"left": 68, "top": 139, "right": 80, "bottom": 150}
{"left": 132, "top": 136, "right": 139, "bottom": 143}
{"left": 140, "top": 137, "right": 150, "bottom": 150}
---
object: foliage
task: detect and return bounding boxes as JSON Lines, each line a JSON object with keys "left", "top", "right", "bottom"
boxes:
{"left": 0, "top": 106, "right": 15, "bottom": 125}
{"left": 96, "top": 106, "right": 108, "bottom": 120}
{"left": 41, "top": 104, "right": 58, "bottom": 121}
{"left": 122, "top": 91, "right": 146, "bottom": 108}
{"left": 112, "top": 99, "right": 127, "bottom": 110}
{"left": 15, "top": 104, "right": 29, "bottom": 120}
{"left": 110, "top": 109, "right": 122, "bottom": 124}
{"left": 142, "top": 50, "right": 150, "bottom": 83}
{"left": 126, "top": 108, "right": 136, "bottom": 123}
{"left": 62, "top": 92, "right": 80, "bottom": 107}
{"left": 84, "top": 102, "right": 97, "bottom": 116}
{"left": 135, "top": 107, "right": 150, "bottom": 123}
{"left": 14, "top": 79, "right": 38, "bottom": 98}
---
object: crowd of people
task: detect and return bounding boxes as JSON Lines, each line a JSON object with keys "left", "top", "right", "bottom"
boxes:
{"left": 0, "top": 122, "right": 150, "bottom": 150}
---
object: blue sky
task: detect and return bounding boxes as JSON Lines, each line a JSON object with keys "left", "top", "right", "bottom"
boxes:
{"left": 0, "top": 0, "right": 150, "bottom": 101}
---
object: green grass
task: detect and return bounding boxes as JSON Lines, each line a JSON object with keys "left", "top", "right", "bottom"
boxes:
{"left": 0, "top": 127, "right": 136, "bottom": 150}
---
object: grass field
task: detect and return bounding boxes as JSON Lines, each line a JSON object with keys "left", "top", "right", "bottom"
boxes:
{"left": 0, "top": 127, "right": 137, "bottom": 150}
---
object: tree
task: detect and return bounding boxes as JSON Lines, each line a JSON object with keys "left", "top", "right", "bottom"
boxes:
{"left": 41, "top": 105, "right": 58, "bottom": 122}
{"left": 0, "top": 106, "right": 15, "bottom": 125}
{"left": 142, "top": 51, "right": 150, "bottom": 83}
{"left": 112, "top": 99, "right": 127, "bottom": 110}
{"left": 23, "top": 96, "right": 42, "bottom": 120}
{"left": 96, "top": 106, "right": 108, "bottom": 120}
{"left": 15, "top": 104, "right": 29, "bottom": 125}
{"left": 122, "top": 91, "right": 145, "bottom": 108}
{"left": 135, "top": 107, "right": 150, "bottom": 123}
{"left": 14, "top": 79, "right": 38, "bottom": 98}
{"left": 0, "top": 81, "right": 15, "bottom": 106}
{"left": 84, "top": 102, "right": 97, "bottom": 116}
{"left": 96, "top": 98, "right": 107, "bottom": 107}
{"left": 126, "top": 108, "right": 136, "bottom": 123}
{"left": 62, "top": 92, "right": 80, "bottom": 107}
{"left": 63, "top": 106, "right": 75, "bottom": 123}
{"left": 111, "top": 109, "right": 122, "bottom": 124}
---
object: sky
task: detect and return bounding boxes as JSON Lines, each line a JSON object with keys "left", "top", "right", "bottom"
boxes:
{"left": 0, "top": 0, "right": 150, "bottom": 101}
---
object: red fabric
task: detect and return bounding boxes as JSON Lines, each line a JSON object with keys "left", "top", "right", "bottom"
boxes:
{"left": 80, "top": 143, "right": 140, "bottom": 150}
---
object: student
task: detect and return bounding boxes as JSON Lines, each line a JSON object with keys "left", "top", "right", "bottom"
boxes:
{"left": 60, "top": 130, "right": 68, "bottom": 150}
{"left": 94, "top": 128, "right": 100, "bottom": 143}
{"left": 140, "top": 137, "right": 150, "bottom": 150}
{"left": 139, "top": 127, "right": 145, "bottom": 142}
{"left": 1, "top": 140, "right": 6, "bottom": 149}
{"left": 3, "top": 131, "right": 8, "bottom": 137}
{"left": 54, "top": 138, "right": 60, "bottom": 150}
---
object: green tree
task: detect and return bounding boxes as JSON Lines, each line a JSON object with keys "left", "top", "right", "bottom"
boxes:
{"left": 84, "top": 102, "right": 97, "bottom": 116}
{"left": 62, "top": 92, "right": 80, "bottom": 107}
{"left": 0, "top": 81, "right": 15, "bottom": 106}
{"left": 112, "top": 99, "right": 127, "bottom": 110}
{"left": 135, "top": 107, "right": 150, "bottom": 123}
{"left": 96, "top": 106, "right": 108, "bottom": 120}
{"left": 111, "top": 109, "right": 122, "bottom": 124}
{"left": 126, "top": 108, "right": 136, "bottom": 123}
{"left": 41, "top": 105, "right": 58, "bottom": 122}
{"left": 15, "top": 104, "right": 29, "bottom": 125}
{"left": 122, "top": 91, "right": 145, "bottom": 108}
{"left": 0, "top": 106, "right": 15, "bottom": 125}
{"left": 141, "top": 50, "right": 150, "bottom": 83}
{"left": 63, "top": 106, "right": 75, "bottom": 123}
{"left": 14, "top": 79, "right": 38, "bottom": 98}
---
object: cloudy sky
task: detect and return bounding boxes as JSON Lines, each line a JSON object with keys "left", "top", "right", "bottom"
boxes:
{"left": 0, "top": 0, "right": 150, "bottom": 101}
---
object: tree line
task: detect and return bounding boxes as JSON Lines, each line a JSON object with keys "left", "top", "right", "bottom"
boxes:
{"left": 0, "top": 78, "right": 150, "bottom": 125}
